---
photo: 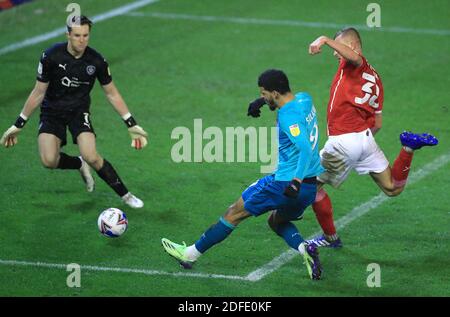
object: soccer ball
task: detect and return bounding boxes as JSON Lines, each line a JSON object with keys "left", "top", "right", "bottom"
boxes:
{"left": 98, "top": 208, "right": 128, "bottom": 238}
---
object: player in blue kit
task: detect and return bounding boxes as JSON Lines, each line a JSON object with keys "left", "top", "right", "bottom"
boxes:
{"left": 162, "top": 69, "right": 325, "bottom": 280}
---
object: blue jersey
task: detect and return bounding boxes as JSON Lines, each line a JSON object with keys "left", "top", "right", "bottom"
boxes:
{"left": 274, "top": 92, "right": 324, "bottom": 181}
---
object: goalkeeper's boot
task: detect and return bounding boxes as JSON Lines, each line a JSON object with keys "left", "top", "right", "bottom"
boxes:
{"left": 299, "top": 243, "right": 322, "bottom": 280}
{"left": 122, "top": 192, "right": 144, "bottom": 209}
{"left": 161, "top": 238, "right": 195, "bottom": 269}
{"left": 305, "top": 235, "right": 343, "bottom": 249}
{"left": 79, "top": 156, "right": 95, "bottom": 192}
{"left": 400, "top": 132, "right": 438, "bottom": 150}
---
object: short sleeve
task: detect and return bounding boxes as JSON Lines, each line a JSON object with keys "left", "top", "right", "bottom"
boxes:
{"left": 97, "top": 57, "right": 112, "bottom": 86}
{"left": 36, "top": 52, "right": 51, "bottom": 83}
{"left": 343, "top": 53, "right": 366, "bottom": 70}
{"left": 375, "top": 76, "right": 384, "bottom": 114}
{"left": 279, "top": 115, "right": 309, "bottom": 150}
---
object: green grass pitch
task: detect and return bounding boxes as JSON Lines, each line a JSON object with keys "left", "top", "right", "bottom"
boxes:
{"left": 0, "top": 0, "right": 449, "bottom": 296}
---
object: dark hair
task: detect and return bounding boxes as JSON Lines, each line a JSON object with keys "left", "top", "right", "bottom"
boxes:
{"left": 67, "top": 15, "right": 93, "bottom": 33}
{"left": 258, "top": 69, "right": 291, "bottom": 94}
{"left": 334, "top": 27, "right": 362, "bottom": 47}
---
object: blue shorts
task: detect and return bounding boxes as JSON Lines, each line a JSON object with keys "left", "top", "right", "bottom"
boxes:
{"left": 242, "top": 174, "right": 317, "bottom": 220}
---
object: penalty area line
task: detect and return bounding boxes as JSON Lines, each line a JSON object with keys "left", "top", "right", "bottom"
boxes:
{"left": 0, "top": 259, "right": 247, "bottom": 281}
{"left": 1, "top": 152, "right": 448, "bottom": 282}
{"left": 245, "top": 150, "right": 450, "bottom": 281}
{"left": 126, "top": 11, "right": 450, "bottom": 36}
{"left": 0, "top": 0, "right": 160, "bottom": 57}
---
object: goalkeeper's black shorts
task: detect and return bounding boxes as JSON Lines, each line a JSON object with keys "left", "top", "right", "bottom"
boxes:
{"left": 38, "top": 108, "right": 96, "bottom": 147}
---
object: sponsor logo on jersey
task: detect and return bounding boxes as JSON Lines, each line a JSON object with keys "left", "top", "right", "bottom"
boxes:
{"left": 37, "top": 62, "right": 43, "bottom": 75}
{"left": 61, "top": 76, "right": 90, "bottom": 88}
{"left": 289, "top": 124, "right": 300, "bottom": 137}
{"left": 86, "top": 65, "right": 96, "bottom": 75}
{"left": 58, "top": 64, "right": 67, "bottom": 71}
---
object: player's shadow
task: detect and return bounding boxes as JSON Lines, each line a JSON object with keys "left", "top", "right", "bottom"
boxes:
{"left": 30, "top": 200, "right": 91, "bottom": 212}
{"left": 311, "top": 247, "right": 449, "bottom": 296}
{"left": 152, "top": 208, "right": 184, "bottom": 224}
{"left": 31, "top": 202, "right": 56, "bottom": 210}
{"left": 33, "top": 188, "right": 73, "bottom": 195}
{"left": 105, "top": 236, "right": 131, "bottom": 248}
{"left": 52, "top": 189, "right": 75, "bottom": 195}
{"left": 300, "top": 248, "right": 386, "bottom": 296}
{"left": 67, "top": 200, "right": 100, "bottom": 213}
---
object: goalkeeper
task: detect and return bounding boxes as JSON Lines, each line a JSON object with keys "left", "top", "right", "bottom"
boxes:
{"left": 0, "top": 16, "right": 147, "bottom": 208}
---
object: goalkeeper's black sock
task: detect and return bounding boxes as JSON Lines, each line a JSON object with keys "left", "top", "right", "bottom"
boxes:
{"left": 96, "top": 159, "right": 129, "bottom": 197}
{"left": 57, "top": 153, "right": 82, "bottom": 169}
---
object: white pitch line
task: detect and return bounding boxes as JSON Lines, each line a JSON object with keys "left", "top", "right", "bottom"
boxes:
{"left": 0, "top": 259, "right": 247, "bottom": 281}
{"left": 0, "top": 0, "right": 160, "bottom": 57}
{"left": 126, "top": 11, "right": 450, "bottom": 36}
{"left": 1, "top": 151, "right": 449, "bottom": 282}
{"left": 245, "top": 151, "right": 450, "bottom": 281}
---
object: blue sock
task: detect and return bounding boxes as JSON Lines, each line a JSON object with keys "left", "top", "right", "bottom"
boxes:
{"left": 195, "top": 217, "right": 235, "bottom": 254}
{"left": 273, "top": 222, "right": 304, "bottom": 250}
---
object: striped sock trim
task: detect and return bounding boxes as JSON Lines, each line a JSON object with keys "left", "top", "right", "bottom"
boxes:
{"left": 219, "top": 217, "right": 236, "bottom": 230}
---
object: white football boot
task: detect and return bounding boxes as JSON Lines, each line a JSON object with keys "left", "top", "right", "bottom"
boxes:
{"left": 122, "top": 192, "right": 144, "bottom": 209}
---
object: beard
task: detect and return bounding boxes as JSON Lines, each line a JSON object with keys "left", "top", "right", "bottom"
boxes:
{"left": 265, "top": 98, "right": 277, "bottom": 111}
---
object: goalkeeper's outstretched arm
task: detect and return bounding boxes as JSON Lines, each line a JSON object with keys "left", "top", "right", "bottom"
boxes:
{"left": 21, "top": 81, "right": 48, "bottom": 118}
{"left": 1, "top": 81, "right": 48, "bottom": 147}
{"left": 102, "top": 81, "right": 131, "bottom": 118}
{"left": 101, "top": 81, "right": 148, "bottom": 150}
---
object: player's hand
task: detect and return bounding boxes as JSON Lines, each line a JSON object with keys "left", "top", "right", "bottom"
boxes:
{"left": 284, "top": 179, "right": 301, "bottom": 198}
{"left": 128, "top": 125, "right": 148, "bottom": 150}
{"left": 247, "top": 97, "right": 266, "bottom": 118}
{"left": 0, "top": 125, "right": 22, "bottom": 148}
{"left": 309, "top": 36, "right": 329, "bottom": 55}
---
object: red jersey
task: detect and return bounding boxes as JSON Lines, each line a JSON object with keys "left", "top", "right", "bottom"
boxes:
{"left": 327, "top": 55, "right": 384, "bottom": 136}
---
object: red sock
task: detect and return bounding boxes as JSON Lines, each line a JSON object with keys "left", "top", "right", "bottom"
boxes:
{"left": 391, "top": 148, "right": 414, "bottom": 187}
{"left": 312, "top": 189, "right": 336, "bottom": 236}
{"left": 0, "top": 1, "right": 14, "bottom": 10}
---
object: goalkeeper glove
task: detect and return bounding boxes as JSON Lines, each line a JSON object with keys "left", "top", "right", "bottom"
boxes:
{"left": 284, "top": 179, "right": 301, "bottom": 198}
{"left": 1, "top": 114, "right": 27, "bottom": 148}
{"left": 122, "top": 113, "right": 148, "bottom": 150}
{"left": 128, "top": 125, "right": 148, "bottom": 150}
{"left": 247, "top": 97, "right": 266, "bottom": 118}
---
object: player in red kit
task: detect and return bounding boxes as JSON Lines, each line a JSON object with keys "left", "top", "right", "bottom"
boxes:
{"left": 306, "top": 28, "right": 438, "bottom": 248}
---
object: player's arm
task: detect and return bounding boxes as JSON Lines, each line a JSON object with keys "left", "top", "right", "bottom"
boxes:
{"left": 291, "top": 129, "right": 313, "bottom": 182}
{"left": 101, "top": 81, "right": 148, "bottom": 150}
{"left": 102, "top": 81, "right": 131, "bottom": 117}
{"left": 1, "top": 81, "right": 48, "bottom": 148}
{"left": 309, "top": 35, "right": 363, "bottom": 66}
{"left": 280, "top": 119, "right": 313, "bottom": 198}
{"left": 371, "top": 113, "right": 382, "bottom": 135}
{"left": 21, "top": 81, "right": 48, "bottom": 117}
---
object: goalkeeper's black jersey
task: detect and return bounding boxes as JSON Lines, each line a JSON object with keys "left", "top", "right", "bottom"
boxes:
{"left": 36, "top": 42, "right": 112, "bottom": 112}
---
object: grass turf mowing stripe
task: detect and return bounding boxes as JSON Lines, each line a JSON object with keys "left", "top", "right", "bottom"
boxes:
{"left": 126, "top": 12, "right": 450, "bottom": 36}
{"left": 1, "top": 151, "right": 448, "bottom": 282}
{"left": 0, "top": 0, "right": 160, "bottom": 56}
{"left": 245, "top": 150, "right": 450, "bottom": 281}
